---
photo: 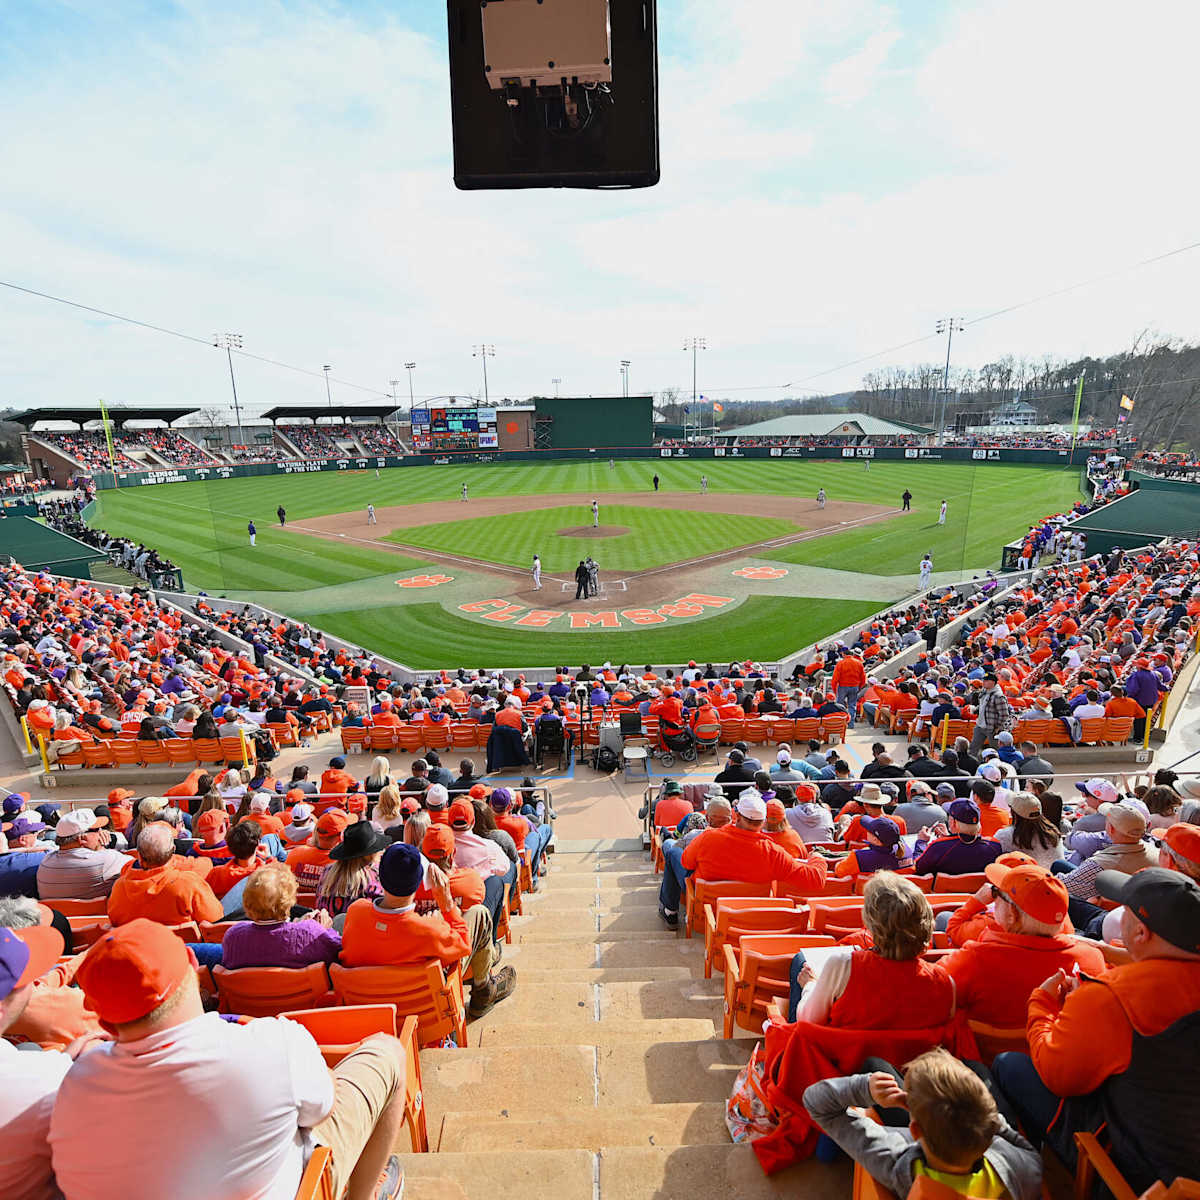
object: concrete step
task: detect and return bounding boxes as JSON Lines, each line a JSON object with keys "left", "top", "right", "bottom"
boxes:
{"left": 399, "top": 1149, "right": 594, "bottom": 1200}
{"left": 436, "top": 1101, "right": 730, "bottom": 1152}
{"left": 550, "top": 854, "right": 650, "bottom": 875}
{"left": 599, "top": 1144, "right": 852, "bottom": 1200}
{"left": 512, "top": 909, "right": 675, "bottom": 938}
{"left": 420, "top": 1044, "right": 596, "bottom": 1124}
{"left": 598, "top": 1039, "right": 754, "bottom": 1107}
{"left": 516, "top": 965, "right": 695, "bottom": 983}
{"left": 507, "top": 939, "right": 702, "bottom": 971}
{"left": 473, "top": 1017, "right": 717, "bottom": 1047}
{"left": 599, "top": 979, "right": 724, "bottom": 1022}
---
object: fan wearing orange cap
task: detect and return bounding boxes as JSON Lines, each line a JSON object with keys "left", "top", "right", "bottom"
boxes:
{"left": 764, "top": 798, "right": 807, "bottom": 858}
{"left": 941, "top": 861, "right": 1106, "bottom": 1029}
{"left": 0, "top": 924, "right": 72, "bottom": 1200}
{"left": 48, "top": 920, "right": 407, "bottom": 1200}
{"left": 285, "top": 810, "right": 351, "bottom": 891}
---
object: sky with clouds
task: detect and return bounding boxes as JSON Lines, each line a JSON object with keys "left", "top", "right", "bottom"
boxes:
{"left": 2, "top": 0, "right": 1198, "bottom": 419}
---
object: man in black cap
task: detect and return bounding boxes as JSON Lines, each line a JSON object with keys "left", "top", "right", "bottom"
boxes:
{"left": 714, "top": 749, "right": 756, "bottom": 802}
{"left": 992, "top": 868, "right": 1200, "bottom": 1191}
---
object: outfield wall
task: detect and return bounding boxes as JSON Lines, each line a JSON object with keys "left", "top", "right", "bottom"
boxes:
{"left": 86, "top": 443, "right": 1101, "bottom": 490}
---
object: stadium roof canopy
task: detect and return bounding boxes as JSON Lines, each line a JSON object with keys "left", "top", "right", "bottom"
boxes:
{"left": 260, "top": 405, "right": 400, "bottom": 424}
{"left": 718, "top": 413, "right": 931, "bottom": 439}
{"left": 6, "top": 406, "right": 199, "bottom": 429}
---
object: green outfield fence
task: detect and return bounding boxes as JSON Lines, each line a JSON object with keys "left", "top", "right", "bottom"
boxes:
{"left": 88, "top": 443, "right": 1110, "bottom": 491}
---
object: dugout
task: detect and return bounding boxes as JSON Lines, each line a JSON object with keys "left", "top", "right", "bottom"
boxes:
{"left": 0, "top": 516, "right": 107, "bottom": 580}
{"left": 533, "top": 396, "right": 653, "bottom": 449}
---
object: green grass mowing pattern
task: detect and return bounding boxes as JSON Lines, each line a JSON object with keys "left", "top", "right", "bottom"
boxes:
{"left": 93, "top": 484, "right": 428, "bottom": 593}
{"left": 762, "top": 465, "right": 1086, "bottom": 575}
{"left": 309, "top": 596, "right": 884, "bottom": 668}
{"left": 386, "top": 505, "right": 795, "bottom": 572}
{"left": 88, "top": 460, "right": 1084, "bottom": 660}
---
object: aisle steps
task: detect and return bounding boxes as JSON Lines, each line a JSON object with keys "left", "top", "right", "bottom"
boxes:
{"left": 396, "top": 849, "right": 851, "bottom": 1200}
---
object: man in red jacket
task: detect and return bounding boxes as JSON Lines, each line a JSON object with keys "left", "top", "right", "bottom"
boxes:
{"left": 659, "top": 792, "right": 828, "bottom": 927}
{"left": 942, "top": 861, "right": 1105, "bottom": 1028}
{"left": 830, "top": 649, "right": 868, "bottom": 729}
{"left": 992, "top": 868, "right": 1200, "bottom": 1191}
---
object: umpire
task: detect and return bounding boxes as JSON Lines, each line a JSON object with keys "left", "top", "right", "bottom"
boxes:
{"left": 575, "top": 560, "right": 589, "bottom": 599}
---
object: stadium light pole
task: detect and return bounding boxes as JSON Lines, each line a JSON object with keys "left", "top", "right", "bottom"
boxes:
{"left": 935, "top": 318, "right": 963, "bottom": 442}
{"left": 552, "top": 376, "right": 562, "bottom": 397}
{"left": 683, "top": 337, "right": 706, "bottom": 442}
{"left": 323, "top": 364, "right": 333, "bottom": 411}
{"left": 214, "top": 333, "right": 245, "bottom": 446}
{"left": 620, "top": 360, "right": 630, "bottom": 397}
{"left": 473, "top": 344, "right": 495, "bottom": 406}
{"left": 404, "top": 362, "right": 417, "bottom": 407}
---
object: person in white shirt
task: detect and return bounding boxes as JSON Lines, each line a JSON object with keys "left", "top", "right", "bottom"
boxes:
{"left": 1072, "top": 689, "right": 1107, "bottom": 721}
{"left": 50, "top": 919, "right": 405, "bottom": 1200}
{"left": 35, "top": 809, "right": 129, "bottom": 900}
{"left": 938, "top": 499, "right": 947, "bottom": 525}
{"left": 918, "top": 554, "right": 933, "bottom": 589}
{"left": 531, "top": 554, "right": 542, "bottom": 590}
{"left": 0, "top": 924, "right": 75, "bottom": 1200}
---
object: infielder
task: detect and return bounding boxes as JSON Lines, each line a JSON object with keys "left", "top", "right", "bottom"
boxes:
{"left": 531, "top": 554, "right": 542, "bottom": 590}
{"left": 367, "top": 504, "right": 376, "bottom": 525}
{"left": 919, "top": 553, "right": 933, "bottom": 589}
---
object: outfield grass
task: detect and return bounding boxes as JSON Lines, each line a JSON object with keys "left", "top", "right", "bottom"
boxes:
{"left": 761, "top": 464, "right": 1085, "bottom": 575}
{"left": 93, "top": 483, "right": 428, "bottom": 593}
{"left": 310, "top": 596, "right": 884, "bottom": 668}
{"left": 388, "top": 504, "right": 795, "bottom": 572}
{"left": 86, "top": 459, "right": 1084, "bottom": 663}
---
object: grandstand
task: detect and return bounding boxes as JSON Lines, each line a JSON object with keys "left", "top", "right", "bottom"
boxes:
{"left": 0, "top": 502, "right": 1197, "bottom": 1197}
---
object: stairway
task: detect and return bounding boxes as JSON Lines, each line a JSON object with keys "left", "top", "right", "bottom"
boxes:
{"left": 395, "top": 848, "right": 852, "bottom": 1199}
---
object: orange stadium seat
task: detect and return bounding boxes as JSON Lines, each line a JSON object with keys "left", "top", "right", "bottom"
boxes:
{"left": 791, "top": 717, "right": 820, "bottom": 742}
{"left": 165, "top": 738, "right": 199, "bottom": 766}
{"left": 722, "top": 933, "right": 835, "bottom": 1038}
{"left": 743, "top": 718, "right": 769, "bottom": 744}
{"left": 450, "top": 723, "right": 477, "bottom": 750}
{"left": 719, "top": 718, "right": 746, "bottom": 744}
{"left": 424, "top": 724, "right": 452, "bottom": 752}
{"left": 395, "top": 726, "right": 423, "bottom": 754}
{"left": 703, "top": 896, "right": 806, "bottom": 978}
{"left": 212, "top": 963, "right": 334, "bottom": 1017}
{"left": 340, "top": 726, "right": 368, "bottom": 755}
{"left": 329, "top": 960, "right": 468, "bottom": 1049}
{"left": 767, "top": 718, "right": 795, "bottom": 744}
{"left": 294, "top": 1146, "right": 335, "bottom": 1200}
{"left": 1104, "top": 716, "right": 1134, "bottom": 743}
{"left": 684, "top": 878, "right": 774, "bottom": 939}
{"left": 368, "top": 727, "right": 397, "bottom": 752}
{"left": 820, "top": 714, "right": 848, "bottom": 743}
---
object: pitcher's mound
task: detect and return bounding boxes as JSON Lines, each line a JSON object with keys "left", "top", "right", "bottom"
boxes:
{"left": 556, "top": 525, "right": 630, "bottom": 538}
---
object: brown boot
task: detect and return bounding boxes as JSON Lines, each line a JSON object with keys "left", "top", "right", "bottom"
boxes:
{"left": 469, "top": 966, "right": 517, "bottom": 1018}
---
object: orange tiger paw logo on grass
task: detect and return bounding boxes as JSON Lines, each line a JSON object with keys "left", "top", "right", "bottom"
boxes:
{"left": 732, "top": 566, "right": 788, "bottom": 580}
{"left": 396, "top": 574, "right": 454, "bottom": 588}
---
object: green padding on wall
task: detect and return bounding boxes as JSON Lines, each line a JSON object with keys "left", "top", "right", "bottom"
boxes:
{"left": 0, "top": 515, "right": 105, "bottom": 576}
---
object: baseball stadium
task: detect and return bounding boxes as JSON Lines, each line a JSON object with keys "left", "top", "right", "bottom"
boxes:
{"left": 4, "top": 4, "right": 1200, "bottom": 1200}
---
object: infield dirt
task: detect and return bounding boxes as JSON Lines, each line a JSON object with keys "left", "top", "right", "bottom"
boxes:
{"left": 290, "top": 492, "right": 900, "bottom": 611}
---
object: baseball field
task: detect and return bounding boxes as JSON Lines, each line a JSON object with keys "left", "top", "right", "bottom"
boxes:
{"left": 90, "top": 458, "right": 1085, "bottom": 668}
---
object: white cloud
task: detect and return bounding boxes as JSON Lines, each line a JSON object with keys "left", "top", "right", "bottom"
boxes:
{"left": 823, "top": 29, "right": 901, "bottom": 105}
{"left": 1, "top": 0, "right": 1198, "bottom": 413}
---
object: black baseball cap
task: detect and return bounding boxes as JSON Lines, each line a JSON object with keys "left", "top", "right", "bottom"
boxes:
{"left": 1095, "top": 867, "right": 1200, "bottom": 954}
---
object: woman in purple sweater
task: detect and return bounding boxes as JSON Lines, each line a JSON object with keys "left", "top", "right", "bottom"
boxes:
{"left": 221, "top": 864, "right": 341, "bottom": 969}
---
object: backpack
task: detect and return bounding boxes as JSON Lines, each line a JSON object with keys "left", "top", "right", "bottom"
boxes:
{"left": 595, "top": 745, "right": 619, "bottom": 773}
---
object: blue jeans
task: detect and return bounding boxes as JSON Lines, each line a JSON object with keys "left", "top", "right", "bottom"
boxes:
{"left": 483, "top": 873, "right": 506, "bottom": 942}
{"left": 523, "top": 824, "right": 553, "bottom": 881}
{"left": 188, "top": 942, "right": 224, "bottom": 968}
{"left": 836, "top": 686, "right": 861, "bottom": 727}
{"left": 787, "top": 950, "right": 809, "bottom": 1022}
{"left": 992, "top": 1052, "right": 1061, "bottom": 1150}
{"left": 658, "top": 841, "right": 689, "bottom": 914}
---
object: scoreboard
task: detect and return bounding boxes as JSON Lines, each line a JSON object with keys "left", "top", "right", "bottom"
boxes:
{"left": 410, "top": 406, "right": 498, "bottom": 451}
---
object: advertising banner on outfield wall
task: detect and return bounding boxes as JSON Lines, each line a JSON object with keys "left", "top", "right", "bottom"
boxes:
{"left": 88, "top": 442, "right": 1116, "bottom": 490}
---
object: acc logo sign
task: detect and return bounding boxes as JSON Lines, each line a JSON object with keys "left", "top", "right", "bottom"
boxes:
{"left": 396, "top": 574, "right": 454, "bottom": 588}
{"left": 732, "top": 566, "right": 789, "bottom": 580}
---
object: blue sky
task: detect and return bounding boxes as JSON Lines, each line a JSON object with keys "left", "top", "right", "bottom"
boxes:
{"left": 1, "top": 0, "right": 1198, "bottom": 418}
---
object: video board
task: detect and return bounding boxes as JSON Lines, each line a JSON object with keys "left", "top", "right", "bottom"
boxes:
{"left": 410, "top": 406, "right": 498, "bottom": 450}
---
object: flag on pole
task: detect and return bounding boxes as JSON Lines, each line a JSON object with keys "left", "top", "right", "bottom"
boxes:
{"left": 1120, "top": 394, "right": 1134, "bottom": 411}
{"left": 712, "top": 402, "right": 724, "bottom": 413}
{"left": 1069, "top": 375, "right": 1084, "bottom": 452}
